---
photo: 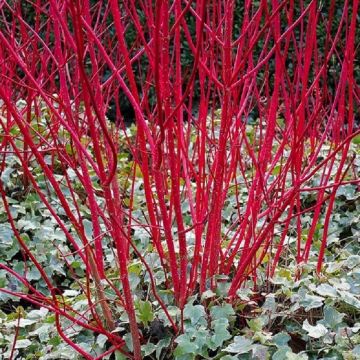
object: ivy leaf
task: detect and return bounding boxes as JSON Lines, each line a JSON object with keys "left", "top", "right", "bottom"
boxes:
{"left": 286, "top": 352, "right": 309, "bottom": 360}
{"left": 299, "top": 293, "right": 324, "bottom": 311}
{"left": 29, "top": 323, "right": 52, "bottom": 342}
{"left": 129, "top": 272, "right": 140, "bottom": 291}
{"left": 27, "top": 266, "right": 41, "bottom": 281}
{"left": 322, "top": 306, "right": 344, "bottom": 329}
{"left": 62, "top": 290, "right": 80, "bottom": 297}
{"left": 192, "top": 327, "right": 210, "bottom": 354}
{"left": 210, "top": 318, "right": 231, "bottom": 349}
{"left": 315, "top": 284, "right": 337, "bottom": 298}
{"left": 210, "top": 303, "right": 234, "bottom": 321}
{"left": 201, "top": 289, "right": 216, "bottom": 301}
{"left": 273, "top": 332, "right": 291, "bottom": 347}
{"left": 352, "top": 323, "right": 360, "bottom": 333}
{"left": 1, "top": 167, "right": 15, "bottom": 186}
{"left": 96, "top": 334, "right": 108, "bottom": 349}
{"left": 224, "top": 336, "right": 254, "bottom": 354}
{"left": 155, "top": 338, "right": 171, "bottom": 359}
{"left": 7, "top": 318, "right": 37, "bottom": 327}
{"left": 262, "top": 295, "right": 276, "bottom": 313}
{"left": 14, "top": 339, "right": 32, "bottom": 349}
{"left": 302, "top": 320, "right": 328, "bottom": 338}
{"left": 27, "top": 307, "right": 48, "bottom": 319}
{"left": 252, "top": 344, "right": 269, "bottom": 360}
{"left": 83, "top": 219, "right": 93, "bottom": 238}
{"left": 352, "top": 345, "right": 360, "bottom": 357}
{"left": 236, "top": 287, "right": 254, "bottom": 301}
{"left": 174, "top": 334, "right": 199, "bottom": 356}
{"left": 184, "top": 304, "right": 206, "bottom": 325}
{"left": 273, "top": 346, "right": 292, "bottom": 360}
{"left": 338, "top": 290, "right": 360, "bottom": 309}
{"left": 115, "top": 350, "right": 128, "bottom": 360}
{"left": 0, "top": 224, "right": 14, "bottom": 245}
{"left": 142, "top": 342, "right": 156, "bottom": 357}
{"left": 123, "top": 333, "right": 133, "bottom": 352}
{"left": 345, "top": 255, "right": 360, "bottom": 269}
{"left": 157, "top": 306, "right": 180, "bottom": 327}
{"left": 17, "top": 218, "right": 40, "bottom": 231}
{"left": 336, "top": 185, "right": 356, "bottom": 199}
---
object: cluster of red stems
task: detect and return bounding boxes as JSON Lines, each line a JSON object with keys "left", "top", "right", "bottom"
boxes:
{"left": 0, "top": 0, "right": 359, "bottom": 359}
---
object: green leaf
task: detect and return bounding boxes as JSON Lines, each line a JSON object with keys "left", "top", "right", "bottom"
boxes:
{"left": 71, "top": 261, "right": 81, "bottom": 269}
{"left": 96, "top": 334, "right": 108, "bottom": 349}
{"left": 27, "top": 307, "right": 49, "bottom": 319}
{"left": 273, "top": 332, "right": 291, "bottom": 347}
{"left": 192, "top": 327, "right": 210, "bottom": 353}
{"left": 252, "top": 344, "right": 269, "bottom": 360}
{"left": 224, "top": 336, "right": 254, "bottom": 354}
{"left": 338, "top": 290, "right": 360, "bottom": 309}
{"left": 7, "top": 318, "right": 37, "bottom": 327}
{"left": 142, "top": 342, "right": 156, "bottom": 357}
{"left": 210, "top": 303, "right": 234, "bottom": 321}
{"left": 315, "top": 284, "right": 337, "bottom": 298}
{"left": 174, "top": 334, "right": 199, "bottom": 356}
{"left": 0, "top": 224, "right": 14, "bottom": 245}
{"left": 62, "top": 290, "right": 80, "bottom": 297}
{"left": 128, "top": 261, "right": 142, "bottom": 275}
{"left": 17, "top": 218, "right": 40, "bottom": 231}
{"left": 115, "top": 350, "right": 128, "bottom": 360}
{"left": 201, "top": 289, "right": 216, "bottom": 301}
{"left": 273, "top": 347, "right": 292, "bottom": 360}
{"left": 336, "top": 184, "right": 357, "bottom": 199}
{"left": 129, "top": 272, "right": 140, "bottom": 291}
{"left": 123, "top": 333, "right": 133, "bottom": 352}
{"left": 286, "top": 352, "right": 308, "bottom": 360}
{"left": 302, "top": 319, "right": 328, "bottom": 338}
{"left": 48, "top": 335, "right": 61, "bottom": 346}
{"left": 272, "top": 165, "right": 281, "bottom": 175}
{"left": 27, "top": 266, "right": 41, "bottom": 281}
{"left": 351, "top": 134, "right": 360, "bottom": 144}
{"left": 135, "top": 300, "right": 154, "bottom": 327}
{"left": 236, "top": 287, "right": 254, "bottom": 301}
{"left": 247, "top": 317, "right": 265, "bottom": 332}
{"left": 1, "top": 167, "right": 15, "bottom": 185}
{"left": 184, "top": 304, "right": 206, "bottom": 325}
{"left": 83, "top": 219, "right": 93, "bottom": 238}
{"left": 262, "top": 295, "right": 276, "bottom": 312}
{"left": 155, "top": 338, "right": 171, "bottom": 359}
{"left": 322, "top": 306, "right": 344, "bottom": 329}
{"left": 14, "top": 339, "right": 32, "bottom": 349}
{"left": 345, "top": 255, "right": 360, "bottom": 269}
{"left": 299, "top": 293, "right": 324, "bottom": 311}
{"left": 157, "top": 306, "right": 180, "bottom": 327}
{"left": 352, "top": 345, "right": 360, "bottom": 357}
{"left": 210, "top": 318, "right": 231, "bottom": 349}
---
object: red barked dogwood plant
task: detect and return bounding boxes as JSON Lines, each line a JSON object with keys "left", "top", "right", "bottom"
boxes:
{"left": 0, "top": 0, "right": 359, "bottom": 358}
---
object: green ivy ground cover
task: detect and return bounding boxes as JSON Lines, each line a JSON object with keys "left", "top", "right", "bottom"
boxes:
{"left": 0, "top": 122, "right": 359, "bottom": 360}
